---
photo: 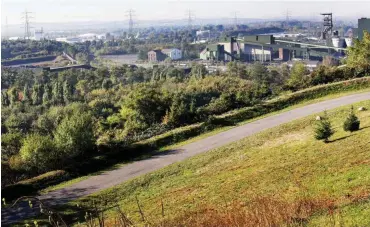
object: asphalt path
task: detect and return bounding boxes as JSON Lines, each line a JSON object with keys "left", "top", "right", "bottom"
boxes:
{"left": 2, "top": 92, "right": 370, "bottom": 225}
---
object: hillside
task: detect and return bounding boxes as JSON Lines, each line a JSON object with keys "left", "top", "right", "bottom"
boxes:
{"left": 44, "top": 100, "right": 370, "bottom": 226}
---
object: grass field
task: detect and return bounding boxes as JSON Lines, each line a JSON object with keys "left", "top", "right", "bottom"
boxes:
{"left": 44, "top": 100, "right": 370, "bottom": 226}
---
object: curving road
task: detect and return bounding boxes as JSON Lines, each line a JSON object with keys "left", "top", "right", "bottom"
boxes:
{"left": 2, "top": 92, "right": 370, "bottom": 225}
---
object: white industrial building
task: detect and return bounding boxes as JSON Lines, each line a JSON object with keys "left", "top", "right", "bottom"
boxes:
{"left": 161, "top": 48, "right": 182, "bottom": 60}
{"left": 55, "top": 37, "right": 81, "bottom": 44}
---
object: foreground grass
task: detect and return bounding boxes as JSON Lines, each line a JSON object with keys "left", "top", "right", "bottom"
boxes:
{"left": 45, "top": 100, "right": 370, "bottom": 226}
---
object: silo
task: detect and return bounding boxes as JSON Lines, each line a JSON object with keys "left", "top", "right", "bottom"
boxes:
{"left": 332, "top": 37, "right": 344, "bottom": 49}
{"left": 345, "top": 37, "right": 353, "bottom": 47}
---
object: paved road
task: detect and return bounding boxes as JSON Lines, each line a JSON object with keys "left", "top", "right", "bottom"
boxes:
{"left": 2, "top": 92, "right": 370, "bottom": 225}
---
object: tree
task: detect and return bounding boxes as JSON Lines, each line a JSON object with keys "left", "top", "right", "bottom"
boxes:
{"left": 32, "top": 84, "right": 43, "bottom": 105}
{"left": 1, "top": 91, "right": 10, "bottom": 106}
{"left": 8, "top": 88, "right": 18, "bottom": 106}
{"left": 102, "top": 78, "right": 112, "bottom": 90}
{"left": 287, "top": 62, "right": 309, "bottom": 90}
{"left": 191, "top": 64, "right": 207, "bottom": 80}
{"left": 52, "top": 81, "right": 63, "bottom": 105}
{"left": 76, "top": 52, "right": 89, "bottom": 65}
{"left": 22, "top": 83, "right": 31, "bottom": 103}
{"left": 1, "top": 132, "right": 24, "bottom": 161}
{"left": 167, "top": 94, "right": 189, "bottom": 126}
{"left": 249, "top": 62, "right": 269, "bottom": 83}
{"left": 314, "top": 112, "right": 334, "bottom": 143}
{"left": 347, "top": 31, "right": 370, "bottom": 75}
{"left": 137, "top": 50, "right": 147, "bottom": 61}
{"left": 227, "top": 62, "right": 247, "bottom": 79}
{"left": 54, "top": 112, "right": 95, "bottom": 157}
{"left": 343, "top": 106, "right": 360, "bottom": 132}
{"left": 63, "top": 80, "right": 72, "bottom": 104}
{"left": 120, "top": 86, "right": 167, "bottom": 134}
{"left": 42, "top": 84, "right": 52, "bottom": 105}
{"left": 322, "top": 56, "right": 339, "bottom": 67}
{"left": 19, "top": 133, "right": 56, "bottom": 171}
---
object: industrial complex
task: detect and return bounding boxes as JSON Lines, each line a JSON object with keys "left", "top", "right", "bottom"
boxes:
{"left": 198, "top": 16, "right": 370, "bottom": 63}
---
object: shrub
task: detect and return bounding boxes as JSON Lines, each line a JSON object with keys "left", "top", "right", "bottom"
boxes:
{"left": 1, "top": 132, "right": 24, "bottom": 160}
{"left": 54, "top": 112, "right": 95, "bottom": 158}
{"left": 19, "top": 133, "right": 57, "bottom": 172}
{"left": 314, "top": 112, "right": 334, "bottom": 143}
{"left": 343, "top": 106, "right": 360, "bottom": 132}
{"left": 1, "top": 170, "right": 70, "bottom": 201}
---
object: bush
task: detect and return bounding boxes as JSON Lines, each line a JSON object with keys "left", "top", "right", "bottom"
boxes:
{"left": 54, "top": 112, "right": 95, "bottom": 158}
{"left": 19, "top": 133, "right": 57, "bottom": 172}
{"left": 1, "top": 170, "right": 70, "bottom": 201}
{"left": 314, "top": 112, "right": 334, "bottom": 143}
{"left": 343, "top": 106, "right": 360, "bottom": 132}
{"left": 1, "top": 132, "right": 24, "bottom": 160}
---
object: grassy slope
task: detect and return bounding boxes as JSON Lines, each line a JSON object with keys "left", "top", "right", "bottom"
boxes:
{"left": 56, "top": 100, "right": 370, "bottom": 226}
{"left": 41, "top": 86, "right": 370, "bottom": 194}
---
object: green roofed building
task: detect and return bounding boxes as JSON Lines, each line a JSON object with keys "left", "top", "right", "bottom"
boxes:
{"left": 358, "top": 18, "right": 370, "bottom": 41}
{"left": 200, "top": 44, "right": 225, "bottom": 61}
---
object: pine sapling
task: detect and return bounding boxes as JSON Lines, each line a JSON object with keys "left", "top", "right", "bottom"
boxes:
{"left": 343, "top": 106, "right": 360, "bottom": 132}
{"left": 314, "top": 112, "right": 334, "bottom": 143}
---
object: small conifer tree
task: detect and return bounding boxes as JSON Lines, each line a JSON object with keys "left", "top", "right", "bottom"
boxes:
{"left": 343, "top": 106, "right": 360, "bottom": 132}
{"left": 314, "top": 112, "right": 334, "bottom": 143}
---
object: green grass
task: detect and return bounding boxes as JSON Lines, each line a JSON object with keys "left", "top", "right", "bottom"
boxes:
{"left": 52, "top": 100, "right": 370, "bottom": 226}
{"left": 39, "top": 85, "right": 370, "bottom": 195}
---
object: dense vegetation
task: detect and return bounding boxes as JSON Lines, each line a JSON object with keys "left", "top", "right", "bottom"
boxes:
{"left": 1, "top": 32, "right": 370, "bottom": 189}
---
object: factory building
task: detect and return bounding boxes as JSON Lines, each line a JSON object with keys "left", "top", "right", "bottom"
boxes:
{"left": 33, "top": 28, "right": 44, "bottom": 41}
{"left": 148, "top": 50, "right": 167, "bottom": 62}
{"left": 358, "top": 18, "right": 370, "bottom": 40}
{"left": 147, "top": 48, "right": 182, "bottom": 62}
{"left": 161, "top": 48, "right": 182, "bottom": 60}
{"left": 200, "top": 44, "right": 225, "bottom": 61}
{"left": 241, "top": 35, "right": 275, "bottom": 62}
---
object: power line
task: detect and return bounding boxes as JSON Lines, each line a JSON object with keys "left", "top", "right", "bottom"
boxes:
{"left": 21, "top": 9, "right": 34, "bottom": 40}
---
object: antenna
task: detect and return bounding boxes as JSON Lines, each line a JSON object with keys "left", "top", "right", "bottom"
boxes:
{"left": 126, "top": 9, "right": 135, "bottom": 38}
{"left": 21, "top": 9, "right": 34, "bottom": 40}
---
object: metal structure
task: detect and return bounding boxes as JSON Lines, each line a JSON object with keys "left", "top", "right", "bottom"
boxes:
{"left": 126, "top": 9, "right": 135, "bottom": 37}
{"left": 187, "top": 10, "right": 194, "bottom": 29}
{"left": 5, "top": 16, "right": 8, "bottom": 39}
{"left": 320, "top": 13, "right": 333, "bottom": 40}
{"left": 233, "top": 12, "right": 238, "bottom": 29}
{"left": 284, "top": 9, "right": 291, "bottom": 28}
{"left": 21, "top": 10, "right": 33, "bottom": 40}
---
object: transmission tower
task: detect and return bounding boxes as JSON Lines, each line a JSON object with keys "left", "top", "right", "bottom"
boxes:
{"left": 22, "top": 10, "right": 33, "bottom": 40}
{"left": 5, "top": 16, "right": 8, "bottom": 39}
{"left": 187, "top": 10, "right": 194, "bottom": 29}
{"left": 234, "top": 12, "right": 238, "bottom": 29}
{"left": 285, "top": 9, "right": 291, "bottom": 27}
{"left": 126, "top": 9, "right": 135, "bottom": 37}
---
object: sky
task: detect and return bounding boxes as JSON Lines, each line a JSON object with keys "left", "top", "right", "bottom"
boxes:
{"left": 1, "top": 0, "right": 370, "bottom": 25}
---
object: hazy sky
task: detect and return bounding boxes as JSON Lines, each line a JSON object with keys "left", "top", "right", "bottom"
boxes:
{"left": 1, "top": 0, "right": 370, "bottom": 25}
